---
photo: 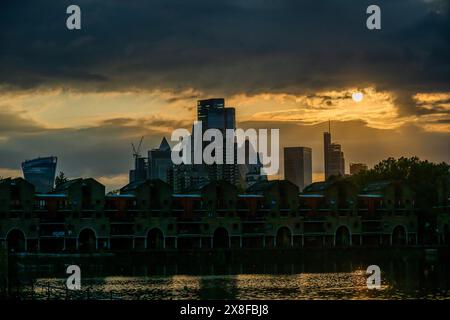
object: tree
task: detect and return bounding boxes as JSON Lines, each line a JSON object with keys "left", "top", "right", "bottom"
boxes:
{"left": 351, "top": 157, "right": 449, "bottom": 209}
{"left": 54, "top": 171, "right": 69, "bottom": 188}
{"left": 107, "top": 189, "right": 120, "bottom": 195}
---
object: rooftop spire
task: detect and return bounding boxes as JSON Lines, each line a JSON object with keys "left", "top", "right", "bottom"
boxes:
{"left": 159, "top": 137, "right": 171, "bottom": 151}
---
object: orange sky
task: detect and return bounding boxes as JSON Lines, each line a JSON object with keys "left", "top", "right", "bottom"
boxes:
{"left": 1, "top": 87, "right": 449, "bottom": 190}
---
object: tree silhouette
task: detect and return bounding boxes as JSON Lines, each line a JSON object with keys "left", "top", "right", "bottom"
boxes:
{"left": 54, "top": 171, "right": 69, "bottom": 188}
{"left": 351, "top": 157, "right": 449, "bottom": 209}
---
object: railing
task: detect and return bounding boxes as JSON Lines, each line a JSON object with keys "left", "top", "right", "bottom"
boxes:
{"left": 7, "top": 281, "right": 122, "bottom": 300}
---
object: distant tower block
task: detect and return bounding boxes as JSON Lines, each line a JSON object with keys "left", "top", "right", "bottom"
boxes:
{"left": 350, "top": 163, "right": 368, "bottom": 175}
{"left": 284, "top": 147, "right": 312, "bottom": 191}
{"left": 323, "top": 121, "right": 345, "bottom": 179}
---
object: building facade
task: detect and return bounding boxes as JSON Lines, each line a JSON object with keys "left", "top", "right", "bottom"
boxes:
{"left": 148, "top": 137, "right": 172, "bottom": 182}
{"left": 1, "top": 175, "right": 445, "bottom": 253}
{"left": 323, "top": 129, "right": 345, "bottom": 179}
{"left": 284, "top": 147, "right": 312, "bottom": 191}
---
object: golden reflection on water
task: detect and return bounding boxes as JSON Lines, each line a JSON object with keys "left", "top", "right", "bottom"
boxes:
{"left": 33, "top": 268, "right": 450, "bottom": 300}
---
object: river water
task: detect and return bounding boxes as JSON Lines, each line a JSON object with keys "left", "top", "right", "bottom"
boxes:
{"left": 20, "top": 252, "right": 450, "bottom": 300}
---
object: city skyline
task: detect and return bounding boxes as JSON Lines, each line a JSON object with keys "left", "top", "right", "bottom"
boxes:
{"left": 0, "top": 0, "right": 449, "bottom": 191}
{"left": 0, "top": 0, "right": 449, "bottom": 305}
{"left": 1, "top": 102, "right": 449, "bottom": 191}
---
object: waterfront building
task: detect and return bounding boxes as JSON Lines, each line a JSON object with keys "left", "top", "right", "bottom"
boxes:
{"left": 1, "top": 174, "right": 446, "bottom": 253}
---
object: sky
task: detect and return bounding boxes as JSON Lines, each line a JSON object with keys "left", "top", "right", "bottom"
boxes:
{"left": 0, "top": 0, "right": 449, "bottom": 191}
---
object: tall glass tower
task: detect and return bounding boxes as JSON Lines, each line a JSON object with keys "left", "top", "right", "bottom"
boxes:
{"left": 21, "top": 156, "right": 57, "bottom": 193}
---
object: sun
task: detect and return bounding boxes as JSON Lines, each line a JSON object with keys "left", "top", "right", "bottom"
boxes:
{"left": 352, "top": 92, "right": 364, "bottom": 102}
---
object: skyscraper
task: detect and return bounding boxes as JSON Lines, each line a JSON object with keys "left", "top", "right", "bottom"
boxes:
{"left": 197, "top": 98, "right": 225, "bottom": 129}
{"left": 284, "top": 147, "right": 312, "bottom": 191}
{"left": 197, "top": 98, "right": 238, "bottom": 186}
{"left": 148, "top": 137, "right": 173, "bottom": 182}
{"left": 323, "top": 132, "right": 331, "bottom": 179}
{"left": 323, "top": 123, "right": 345, "bottom": 179}
{"left": 206, "top": 107, "right": 236, "bottom": 131}
{"left": 21, "top": 156, "right": 57, "bottom": 193}
{"left": 129, "top": 157, "right": 147, "bottom": 184}
{"left": 328, "top": 143, "right": 345, "bottom": 177}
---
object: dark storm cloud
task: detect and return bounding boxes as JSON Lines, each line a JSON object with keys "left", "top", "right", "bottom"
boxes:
{"left": 0, "top": 0, "right": 449, "bottom": 115}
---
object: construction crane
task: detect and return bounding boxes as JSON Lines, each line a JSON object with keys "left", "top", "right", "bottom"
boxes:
{"left": 131, "top": 136, "right": 144, "bottom": 159}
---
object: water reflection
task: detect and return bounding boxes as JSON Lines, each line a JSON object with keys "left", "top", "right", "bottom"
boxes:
{"left": 25, "top": 257, "right": 450, "bottom": 300}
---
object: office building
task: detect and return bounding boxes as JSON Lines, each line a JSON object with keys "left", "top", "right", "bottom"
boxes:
{"left": 284, "top": 147, "right": 312, "bottom": 191}
{"left": 148, "top": 137, "right": 173, "bottom": 182}
{"left": 197, "top": 98, "right": 225, "bottom": 129}
{"left": 21, "top": 156, "right": 57, "bottom": 193}
{"left": 129, "top": 157, "right": 147, "bottom": 184}
{"left": 323, "top": 123, "right": 345, "bottom": 179}
{"left": 328, "top": 143, "right": 345, "bottom": 177}
{"left": 323, "top": 132, "right": 331, "bottom": 179}
{"left": 196, "top": 98, "right": 238, "bottom": 187}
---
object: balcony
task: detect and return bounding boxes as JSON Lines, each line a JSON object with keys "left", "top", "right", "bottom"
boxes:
{"left": 361, "top": 221, "right": 383, "bottom": 233}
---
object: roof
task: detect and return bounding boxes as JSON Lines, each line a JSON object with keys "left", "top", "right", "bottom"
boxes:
{"left": 120, "top": 180, "right": 147, "bottom": 192}
{"left": 159, "top": 137, "right": 171, "bottom": 151}
{"left": 302, "top": 181, "right": 330, "bottom": 193}
{"left": 0, "top": 177, "right": 34, "bottom": 188}
{"left": 35, "top": 194, "right": 67, "bottom": 198}
{"left": 358, "top": 194, "right": 383, "bottom": 198}
{"left": 238, "top": 194, "right": 264, "bottom": 198}
{"left": 172, "top": 194, "right": 202, "bottom": 198}
{"left": 362, "top": 181, "right": 392, "bottom": 193}
{"left": 120, "top": 178, "right": 168, "bottom": 193}
{"left": 105, "top": 194, "right": 136, "bottom": 199}
{"left": 299, "top": 194, "right": 325, "bottom": 198}
{"left": 246, "top": 180, "right": 277, "bottom": 193}
{"left": 54, "top": 178, "right": 83, "bottom": 192}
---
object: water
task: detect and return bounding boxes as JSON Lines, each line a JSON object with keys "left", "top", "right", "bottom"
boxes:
{"left": 20, "top": 254, "right": 450, "bottom": 300}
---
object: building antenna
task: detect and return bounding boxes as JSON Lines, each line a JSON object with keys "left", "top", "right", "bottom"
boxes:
{"left": 328, "top": 119, "right": 331, "bottom": 134}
